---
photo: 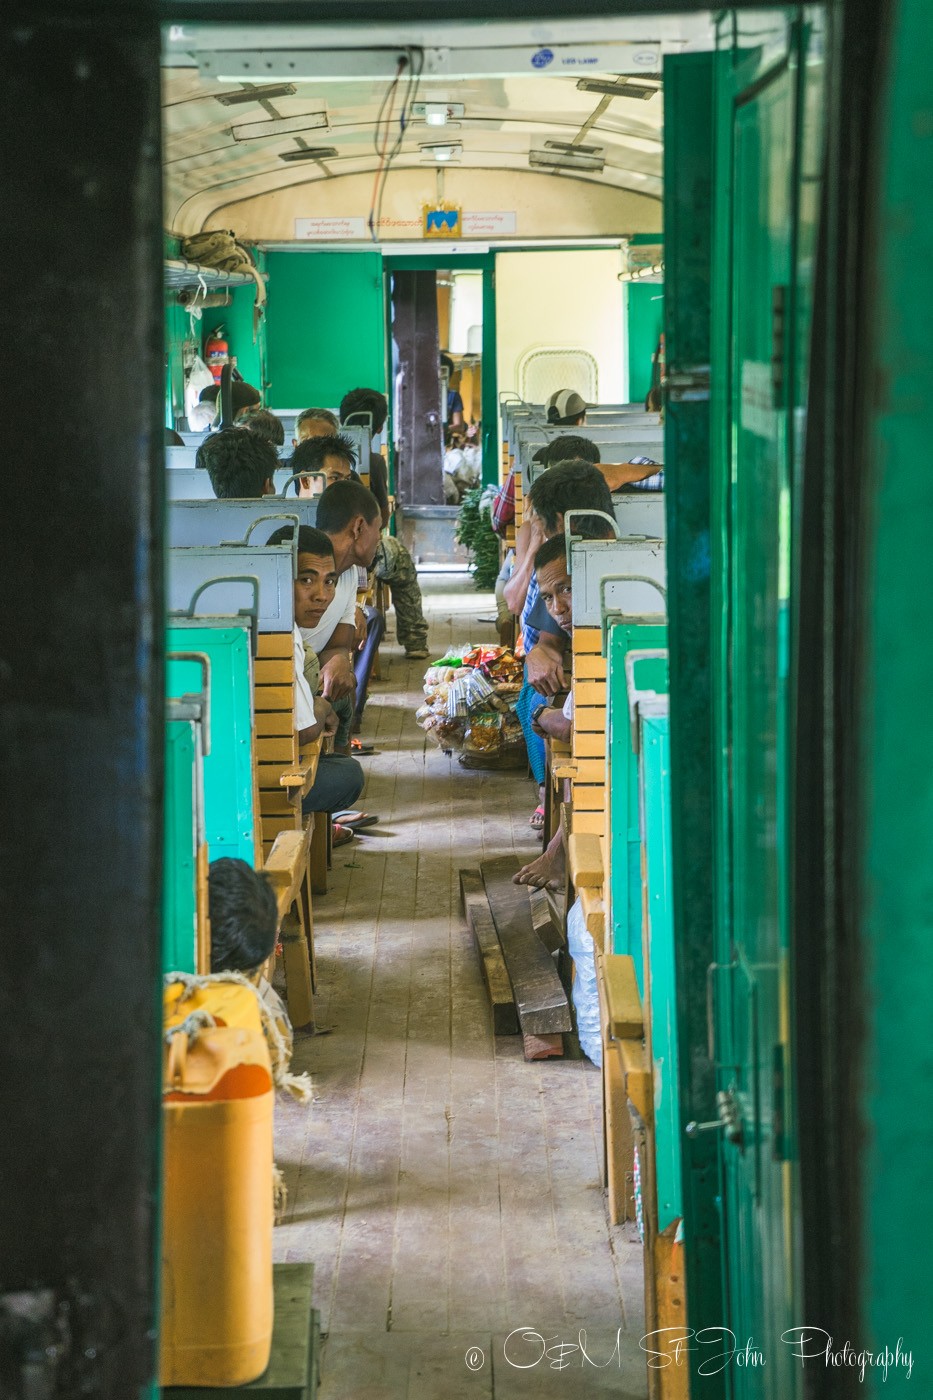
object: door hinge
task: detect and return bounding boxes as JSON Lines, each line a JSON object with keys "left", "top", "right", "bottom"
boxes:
{"left": 771, "top": 285, "right": 787, "bottom": 407}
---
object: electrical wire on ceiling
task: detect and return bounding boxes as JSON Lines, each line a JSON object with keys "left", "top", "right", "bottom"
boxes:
{"left": 367, "top": 56, "right": 407, "bottom": 242}
{"left": 369, "top": 47, "right": 424, "bottom": 242}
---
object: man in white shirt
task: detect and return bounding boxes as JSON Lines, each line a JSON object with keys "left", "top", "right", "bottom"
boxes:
{"left": 267, "top": 524, "right": 366, "bottom": 820}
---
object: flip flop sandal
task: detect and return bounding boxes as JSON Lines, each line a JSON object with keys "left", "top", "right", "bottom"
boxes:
{"left": 332, "top": 811, "right": 380, "bottom": 829}
{"left": 350, "top": 738, "right": 377, "bottom": 754}
{"left": 331, "top": 823, "right": 355, "bottom": 848}
{"left": 529, "top": 805, "right": 546, "bottom": 829}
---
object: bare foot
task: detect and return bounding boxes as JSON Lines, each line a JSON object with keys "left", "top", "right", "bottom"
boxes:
{"left": 513, "top": 845, "right": 565, "bottom": 891}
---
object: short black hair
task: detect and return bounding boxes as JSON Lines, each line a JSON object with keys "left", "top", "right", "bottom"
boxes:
{"left": 198, "top": 381, "right": 262, "bottom": 413}
{"left": 290, "top": 434, "right": 357, "bottom": 474}
{"left": 237, "top": 408, "right": 285, "bottom": 446}
{"left": 533, "top": 518, "right": 615, "bottom": 573}
{"left": 195, "top": 428, "right": 278, "bottom": 498}
{"left": 340, "top": 387, "right": 388, "bottom": 435}
{"left": 316, "top": 479, "right": 381, "bottom": 534}
{"left": 543, "top": 435, "right": 600, "bottom": 468}
{"left": 528, "top": 459, "right": 613, "bottom": 535}
{"left": 266, "top": 524, "right": 335, "bottom": 558}
{"left": 533, "top": 535, "right": 569, "bottom": 573}
{"left": 208, "top": 858, "right": 278, "bottom": 973}
{"left": 440, "top": 352, "right": 454, "bottom": 375}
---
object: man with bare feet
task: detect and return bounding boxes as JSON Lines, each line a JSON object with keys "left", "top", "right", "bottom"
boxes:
{"left": 513, "top": 528, "right": 613, "bottom": 890}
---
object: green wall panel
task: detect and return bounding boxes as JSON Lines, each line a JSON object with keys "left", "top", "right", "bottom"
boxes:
{"left": 264, "top": 251, "right": 386, "bottom": 409}
{"left": 627, "top": 279, "right": 664, "bottom": 406}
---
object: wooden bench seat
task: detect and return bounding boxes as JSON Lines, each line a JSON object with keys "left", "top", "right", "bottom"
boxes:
{"left": 262, "top": 823, "right": 316, "bottom": 1032}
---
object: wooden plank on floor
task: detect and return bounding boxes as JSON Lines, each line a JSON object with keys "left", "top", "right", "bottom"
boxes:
{"left": 528, "top": 886, "right": 563, "bottom": 955}
{"left": 480, "top": 855, "right": 571, "bottom": 1036}
{"left": 459, "top": 870, "right": 519, "bottom": 1035}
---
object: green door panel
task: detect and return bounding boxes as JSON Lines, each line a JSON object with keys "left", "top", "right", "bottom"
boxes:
{"left": 265, "top": 250, "right": 386, "bottom": 407}
{"left": 166, "top": 626, "right": 256, "bottom": 865}
{"left": 709, "top": 15, "right": 823, "bottom": 1395}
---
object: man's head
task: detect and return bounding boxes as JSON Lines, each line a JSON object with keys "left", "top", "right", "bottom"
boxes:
{"left": 316, "top": 479, "right": 383, "bottom": 568}
{"left": 237, "top": 408, "right": 285, "bottom": 446}
{"left": 198, "top": 380, "right": 262, "bottom": 424}
{"left": 527, "top": 458, "right": 613, "bottom": 538}
{"left": 541, "top": 434, "right": 600, "bottom": 469}
{"left": 533, "top": 536, "right": 575, "bottom": 634}
{"left": 208, "top": 857, "right": 278, "bottom": 974}
{"left": 294, "top": 407, "right": 340, "bottom": 446}
{"left": 289, "top": 434, "right": 358, "bottom": 496}
{"left": 340, "top": 387, "right": 388, "bottom": 437}
{"left": 545, "top": 389, "right": 587, "bottom": 427}
{"left": 195, "top": 428, "right": 277, "bottom": 498}
{"left": 532, "top": 521, "right": 615, "bottom": 635}
{"left": 267, "top": 525, "right": 338, "bottom": 628}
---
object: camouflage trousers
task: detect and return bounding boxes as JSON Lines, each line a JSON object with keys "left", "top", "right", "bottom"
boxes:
{"left": 374, "top": 536, "right": 429, "bottom": 653}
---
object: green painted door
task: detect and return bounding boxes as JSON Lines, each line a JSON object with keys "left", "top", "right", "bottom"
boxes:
{"left": 713, "top": 24, "right": 804, "bottom": 1395}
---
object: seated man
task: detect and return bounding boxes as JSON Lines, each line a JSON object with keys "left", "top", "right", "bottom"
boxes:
{"left": 266, "top": 524, "right": 365, "bottom": 837}
{"left": 505, "top": 459, "right": 614, "bottom": 826}
{"left": 195, "top": 427, "right": 277, "bottom": 498}
{"left": 339, "top": 387, "right": 430, "bottom": 660}
{"left": 237, "top": 407, "right": 285, "bottom": 447}
{"left": 513, "top": 526, "right": 614, "bottom": 890}
{"left": 208, "top": 857, "right": 278, "bottom": 973}
{"left": 289, "top": 433, "right": 358, "bottom": 495}
{"left": 292, "top": 406, "right": 339, "bottom": 449}
{"left": 538, "top": 433, "right": 663, "bottom": 490}
{"left": 192, "top": 379, "right": 262, "bottom": 431}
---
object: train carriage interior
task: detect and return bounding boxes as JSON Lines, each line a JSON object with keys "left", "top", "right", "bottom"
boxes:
{"left": 4, "top": 1, "right": 933, "bottom": 1398}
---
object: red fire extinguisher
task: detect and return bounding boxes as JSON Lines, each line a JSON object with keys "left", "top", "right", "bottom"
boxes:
{"left": 204, "top": 327, "right": 229, "bottom": 383}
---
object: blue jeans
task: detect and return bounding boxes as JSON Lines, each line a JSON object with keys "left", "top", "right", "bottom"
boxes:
{"left": 301, "top": 753, "right": 364, "bottom": 814}
{"left": 515, "top": 674, "right": 548, "bottom": 786}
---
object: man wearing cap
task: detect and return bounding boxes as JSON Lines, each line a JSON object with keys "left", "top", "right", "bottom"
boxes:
{"left": 545, "top": 388, "right": 588, "bottom": 427}
{"left": 491, "top": 389, "right": 588, "bottom": 535}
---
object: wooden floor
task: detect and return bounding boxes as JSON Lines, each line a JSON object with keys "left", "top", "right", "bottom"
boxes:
{"left": 273, "top": 575, "right": 647, "bottom": 1400}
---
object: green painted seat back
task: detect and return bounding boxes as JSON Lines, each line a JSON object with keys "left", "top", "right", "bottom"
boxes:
{"left": 638, "top": 705, "right": 682, "bottom": 1231}
{"left": 606, "top": 621, "right": 668, "bottom": 981}
{"left": 163, "top": 718, "right": 200, "bottom": 975}
{"left": 166, "top": 624, "right": 256, "bottom": 865}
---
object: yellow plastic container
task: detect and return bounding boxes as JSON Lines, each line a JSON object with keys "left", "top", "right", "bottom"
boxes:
{"left": 160, "top": 980, "right": 275, "bottom": 1388}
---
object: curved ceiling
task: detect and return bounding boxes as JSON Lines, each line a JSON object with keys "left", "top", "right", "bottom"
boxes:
{"left": 162, "top": 16, "right": 713, "bottom": 240}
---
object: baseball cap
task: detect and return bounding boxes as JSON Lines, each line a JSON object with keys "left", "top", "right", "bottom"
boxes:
{"left": 546, "top": 389, "right": 588, "bottom": 424}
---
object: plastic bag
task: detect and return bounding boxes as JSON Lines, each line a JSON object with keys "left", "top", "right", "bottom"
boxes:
{"left": 567, "top": 898, "right": 602, "bottom": 1067}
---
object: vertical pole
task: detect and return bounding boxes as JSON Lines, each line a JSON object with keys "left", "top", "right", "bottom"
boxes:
{"left": 0, "top": 7, "right": 164, "bottom": 1397}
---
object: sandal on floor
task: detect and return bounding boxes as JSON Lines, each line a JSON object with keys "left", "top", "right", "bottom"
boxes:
{"left": 332, "top": 810, "right": 380, "bottom": 829}
{"left": 350, "top": 737, "right": 377, "bottom": 754}
{"left": 529, "top": 805, "right": 546, "bottom": 830}
{"left": 331, "top": 823, "right": 355, "bottom": 848}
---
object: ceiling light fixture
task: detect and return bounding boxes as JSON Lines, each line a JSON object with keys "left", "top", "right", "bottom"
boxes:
{"left": 576, "top": 77, "right": 659, "bottom": 99}
{"left": 529, "top": 148, "right": 606, "bottom": 172}
{"left": 277, "top": 146, "right": 338, "bottom": 163}
{"left": 420, "top": 142, "right": 463, "bottom": 162}
{"left": 413, "top": 101, "right": 466, "bottom": 126}
{"left": 216, "top": 83, "right": 298, "bottom": 105}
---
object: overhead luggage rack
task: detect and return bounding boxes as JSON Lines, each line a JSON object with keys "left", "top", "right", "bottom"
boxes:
{"left": 163, "top": 257, "right": 264, "bottom": 292}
